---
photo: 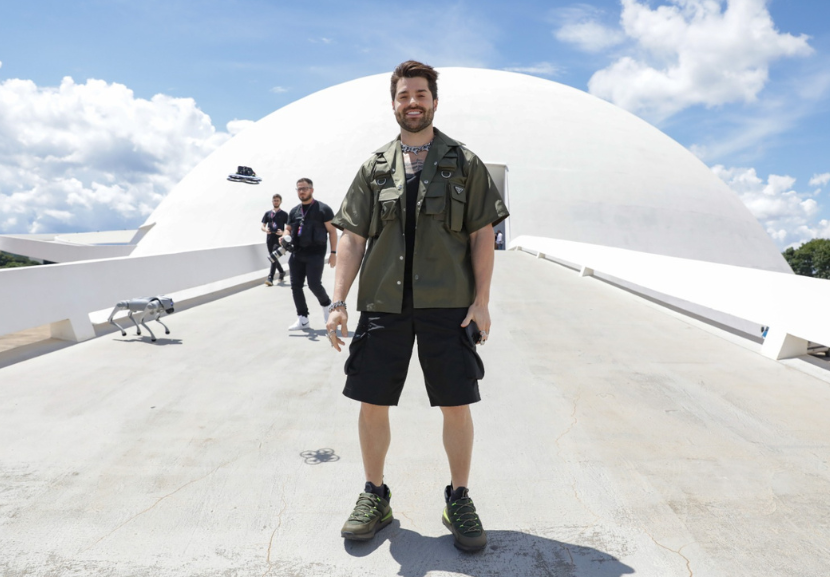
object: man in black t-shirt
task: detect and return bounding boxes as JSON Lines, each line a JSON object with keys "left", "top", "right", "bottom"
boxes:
{"left": 284, "top": 177, "right": 337, "bottom": 330}
{"left": 261, "top": 193, "right": 288, "bottom": 285}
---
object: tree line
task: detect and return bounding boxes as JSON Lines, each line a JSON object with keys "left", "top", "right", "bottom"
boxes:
{"left": 783, "top": 239, "right": 830, "bottom": 279}
{"left": 0, "top": 251, "right": 40, "bottom": 269}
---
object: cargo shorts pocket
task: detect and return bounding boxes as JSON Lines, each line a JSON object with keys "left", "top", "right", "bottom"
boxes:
{"left": 344, "top": 325, "right": 369, "bottom": 376}
{"left": 461, "top": 333, "right": 485, "bottom": 380}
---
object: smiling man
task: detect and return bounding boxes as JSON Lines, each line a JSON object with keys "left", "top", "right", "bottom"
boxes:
{"left": 327, "top": 60, "right": 509, "bottom": 551}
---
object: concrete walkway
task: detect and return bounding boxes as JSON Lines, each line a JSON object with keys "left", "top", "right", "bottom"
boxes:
{"left": 2, "top": 251, "right": 829, "bottom": 576}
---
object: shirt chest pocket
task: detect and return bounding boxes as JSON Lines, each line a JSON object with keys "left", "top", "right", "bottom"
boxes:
{"left": 379, "top": 189, "right": 400, "bottom": 221}
{"left": 432, "top": 157, "right": 466, "bottom": 232}
{"left": 368, "top": 175, "right": 401, "bottom": 237}
{"left": 424, "top": 182, "right": 447, "bottom": 217}
{"left": 448, "top": 182, "right": 467, "bottom": 232}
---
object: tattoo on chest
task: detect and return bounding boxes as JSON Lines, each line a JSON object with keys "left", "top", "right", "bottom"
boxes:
{"left": 404, "top": 151, "right": 426, "bottom": 176}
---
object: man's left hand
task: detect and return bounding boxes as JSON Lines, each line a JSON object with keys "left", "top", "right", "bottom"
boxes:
{"left": 329, "top": 253, "right": 337, "bottom": 268}
{"left": 461, "top": 302, "right": 491, "bottom": 344}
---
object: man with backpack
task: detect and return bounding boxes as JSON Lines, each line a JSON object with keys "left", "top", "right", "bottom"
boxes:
{"left": 284, "top": 178, "right": 337, "bottom": 330}
{"left": 327, "top": 60, "right": 509, "bottom": 551}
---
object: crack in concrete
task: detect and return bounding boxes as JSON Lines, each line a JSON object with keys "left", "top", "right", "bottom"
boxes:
{"left": 554, "top": 395, "right": 581, "bottom": 458}
{"left": 569, "top": 479, "right": 601, "bottom": 528}
{"left": 263, "top": 480, "right": 288, "bottom": 577}
{"left": 399, "top": 510, "right": 419, "bottom": 531}
{"left": 645, "top": 533, "right": 695, "bottom": 577}
{"left": 560, "top": 544, "right": 575, "bottom": 566}
{"left": 81, "top": 457, "right": 238, "bottom": 554}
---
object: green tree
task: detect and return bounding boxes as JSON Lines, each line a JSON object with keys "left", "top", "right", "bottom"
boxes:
{"left": 0, "top": 251, "right": 39, "bottom": 269}
{"left": 783, "top": 239, "right": 830, "bottom": 279}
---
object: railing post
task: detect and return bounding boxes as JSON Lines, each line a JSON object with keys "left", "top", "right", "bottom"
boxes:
{"left": 50, "top": 315, "right": 96, "bottom": 342}
{"left": 761, "top": 328, "right": 808, "bottom": 360}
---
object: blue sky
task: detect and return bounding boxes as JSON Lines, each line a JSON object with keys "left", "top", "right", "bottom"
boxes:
{"left": 1, "top": 0, "right": 828, "bottom": 249}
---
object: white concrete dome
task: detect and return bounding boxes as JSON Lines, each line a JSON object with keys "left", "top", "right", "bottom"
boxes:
{"left": 133, "top": 67, "right": 789, "bottom": 273}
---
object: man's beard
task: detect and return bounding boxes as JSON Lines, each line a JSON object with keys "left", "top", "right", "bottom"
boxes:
{"left": 395, "top": 106, "right": 434, "bottom": 133}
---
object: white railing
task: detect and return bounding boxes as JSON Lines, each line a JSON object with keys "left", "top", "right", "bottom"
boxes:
{"left": 0, "top": 243, "right": 267, "bottom": 341}
{"left": 0, "top": 233, "right": 136, "bottom": 262}
{"left": 510, "top": 235, "right": 827, "bottom": 360}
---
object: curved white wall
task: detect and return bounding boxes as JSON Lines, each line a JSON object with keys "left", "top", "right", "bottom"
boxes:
{"left": 133, "top": 68, "right": 788, "bottom": 274}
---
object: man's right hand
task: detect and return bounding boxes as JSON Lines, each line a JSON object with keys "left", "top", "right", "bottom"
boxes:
{"left": 326, "top": 309, "right": 348, "bottom": 352}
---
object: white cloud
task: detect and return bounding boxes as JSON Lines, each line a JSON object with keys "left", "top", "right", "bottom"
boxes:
{"left": 587, "top": 0, "right": 813, "bottom": 121}
{"left": 713, "top": 165, "right": 825, "bottom": 248}
{"left": 809, "top": 173, "right": 830, "bottom": 187}
{"left": 503, "top": 62, "right": 561, "bottom": 77}
{"left": 0, "top": 76, "right": 246, "bottom": 234}
{"left": 270, "top": 86, "right": 289, "bottom": 94}
{"left": 552, "top": 4, "right": 625, "bottom": 52}
{"left": 226, "top": 119, "right": 255, "bottom": 135}
{"left": 556, "top": 21, "right": 625, "bottom": 52}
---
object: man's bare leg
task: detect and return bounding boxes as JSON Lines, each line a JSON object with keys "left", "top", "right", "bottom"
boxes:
{"left": 440, "top": 405, "right": 474, "bottom": 489}
{"left": 359, "top": 402, "right": 391, "bottom": 486}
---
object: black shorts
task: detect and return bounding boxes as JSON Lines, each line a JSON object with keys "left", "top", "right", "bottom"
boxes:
{"left": 342, "top": 303, "right": 484, "bottom": 407}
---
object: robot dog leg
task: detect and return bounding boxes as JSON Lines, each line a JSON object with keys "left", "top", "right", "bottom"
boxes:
{"left": 128, "top": 310, "right": 142, "bottom": 336}
{"left": 107, "top": 301, "right": 130, "bottom": 336}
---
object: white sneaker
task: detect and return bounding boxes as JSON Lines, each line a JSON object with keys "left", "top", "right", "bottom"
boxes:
{"left": 322, "top": 305, "right": 330, "bottom": 324}
{"left": 289, "top": 315, "right": 310, "bottom": 330}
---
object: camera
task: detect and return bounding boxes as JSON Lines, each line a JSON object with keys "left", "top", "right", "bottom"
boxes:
{"left": 268, "top": 234, "right": 294, "bottom": 263}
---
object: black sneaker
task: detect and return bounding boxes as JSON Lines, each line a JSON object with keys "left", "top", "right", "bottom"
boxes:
{"left": 265, "top": 277, "right": 273, "bottom": 286}
{"left": 278, "top": 272, "right": 285, "bottom": 281}
{"left": 341, "top": 483, "right": 393, "bottom": 541}
{"left": 442, "top": 485, "right": 487, "bottom": 551}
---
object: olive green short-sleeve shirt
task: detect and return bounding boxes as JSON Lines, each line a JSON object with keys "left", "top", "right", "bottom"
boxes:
{"left": 332, "top": 128, "right": 509, "bottom": 313}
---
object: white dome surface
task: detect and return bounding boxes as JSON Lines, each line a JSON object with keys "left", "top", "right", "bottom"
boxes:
{"left": 133, "top": 68, "right": 789, "bottom": 273}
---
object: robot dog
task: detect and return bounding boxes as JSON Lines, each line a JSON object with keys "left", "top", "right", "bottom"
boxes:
{"left": 108, "top": 296, "right": 174, "bottom": 342}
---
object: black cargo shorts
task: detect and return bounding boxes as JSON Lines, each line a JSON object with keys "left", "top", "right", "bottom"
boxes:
{"left": 342, "top": 302, "right": 485, "bottom": 407}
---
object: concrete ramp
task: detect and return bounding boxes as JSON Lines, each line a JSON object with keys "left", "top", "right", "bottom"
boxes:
{"left": 1, "top": 251, "right": 829, "bottom": 576}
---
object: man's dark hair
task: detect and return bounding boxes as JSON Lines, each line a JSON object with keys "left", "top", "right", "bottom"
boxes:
{"left": 390, "top": 60, "right": 439, "bottom": 101}
{"left": 297, "top": 178, "right": 313, "bottom": 187}
{"left": 272, "top": 193, "right": 282, "bottom": 200}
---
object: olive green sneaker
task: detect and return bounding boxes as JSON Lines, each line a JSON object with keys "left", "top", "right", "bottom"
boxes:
{"left": 442, "top": 485, "right": 487, "bottom": 551}
{"left": 341, "top": 483, "right": 393, "bottom": 541}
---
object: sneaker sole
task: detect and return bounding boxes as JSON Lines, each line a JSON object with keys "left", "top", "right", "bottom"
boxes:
{"left": 442, "top": 515, "right": 487, "bottom": 552}
{"left": 341, "top": 514, "right": 393, "bottom": 541}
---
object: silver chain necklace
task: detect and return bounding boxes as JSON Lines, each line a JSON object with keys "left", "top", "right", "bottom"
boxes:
{"left": 401, "top": 139, "right": 433, "bottom": 155}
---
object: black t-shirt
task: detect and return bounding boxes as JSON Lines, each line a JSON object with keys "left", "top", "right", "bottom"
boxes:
{"left": 262, "top": 209, "right": 288, "bottom": 233}
{"left": 288, "top": 200, "right": 334, "bottom": 253}
{"left": 402, "top": 171, "right": 420, "bottom": 306}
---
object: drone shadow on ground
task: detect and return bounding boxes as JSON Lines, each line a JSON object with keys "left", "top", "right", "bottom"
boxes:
{"left": 345, "top": 521, "right": 634, "bottom": 577}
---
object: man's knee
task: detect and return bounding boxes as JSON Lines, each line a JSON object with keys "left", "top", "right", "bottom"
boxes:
{"left": 440, "top": 404, "right": 472, "bottom": 422}
{"left": 360, "top": 402, "right": 390, "bottom": 421}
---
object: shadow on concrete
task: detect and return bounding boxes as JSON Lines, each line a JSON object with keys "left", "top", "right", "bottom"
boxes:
{"left": 112, "top": 337, "right": 183, "bottom": 346}
{"left": 299, "top": 448, "right": 340, "bottom": 464}
{"left": 344, "top": 521, "right": 635, "bottom": 577}
{"left": 289, "top": 329, "right": 355, "bottom": 342}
